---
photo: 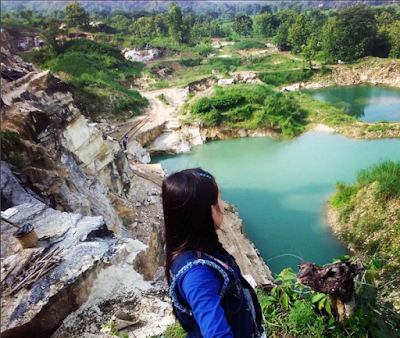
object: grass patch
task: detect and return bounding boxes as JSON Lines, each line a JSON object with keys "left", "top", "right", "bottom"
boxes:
{"left": 23, "top": 39, "right": 148, "bottom": 118}
{"left": 330, "top": 182, "right": 358, "bottom": 208}
{"left": 357, "top": 160, "right": 400, "bottom": 201}
{"left": 157, "top": 93, "right": 169, "bottom": 105}
{"left": 259, "top": 68, "right": 315, "bottom": 87}
{"left": 295, "top": 92, "right": 357, "bottom": 127}
{"left": 149, "top": 81, "right": 170, "bottom": 90}
{"left": 240, "top": 54, "right": 306, "bottom": 71}
{"left": 367, "top": 123, "right": 394, "bottom": 132}
{"left": 178, "top": 57, "right": 202, "bottom": 67}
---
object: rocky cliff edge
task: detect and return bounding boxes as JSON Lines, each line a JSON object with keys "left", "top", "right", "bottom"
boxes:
{"left": 1, "top": 40, "right": 273, "bottom": 338}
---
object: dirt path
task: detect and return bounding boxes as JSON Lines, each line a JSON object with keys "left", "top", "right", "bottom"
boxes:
{"left": 111, "top": 87, "right": 188, "bottom": 141}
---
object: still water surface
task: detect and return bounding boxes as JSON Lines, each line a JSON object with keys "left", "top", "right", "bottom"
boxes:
{"left": 153, "top": 133, "right": 400, "bottom": 274}
{"left": 306, "top": 85, "right": 400, "bottom": 122}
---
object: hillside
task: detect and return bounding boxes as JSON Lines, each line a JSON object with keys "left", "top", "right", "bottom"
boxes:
{"left": 328, "top": 161, "right": 400, "bottom": 309}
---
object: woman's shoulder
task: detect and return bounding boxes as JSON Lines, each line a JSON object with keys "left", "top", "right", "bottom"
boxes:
{"left": 181, "top": 264, "right": 223, "bottom": 292}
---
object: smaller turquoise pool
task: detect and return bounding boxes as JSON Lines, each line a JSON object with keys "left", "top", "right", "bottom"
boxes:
{"left": 306, "top": 85, "right": 400, "bottom": 122}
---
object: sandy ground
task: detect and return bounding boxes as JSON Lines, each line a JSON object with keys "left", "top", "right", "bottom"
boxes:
{"left": 309, "top": 123, "right": 335, "bottom": 133}
{"left": 112, "top": 87, "right": 188, "bottom": 142}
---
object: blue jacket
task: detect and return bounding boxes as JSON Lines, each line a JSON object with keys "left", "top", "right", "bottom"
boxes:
{"left": 169, "top": 244, "right": 264, "bottom": 338}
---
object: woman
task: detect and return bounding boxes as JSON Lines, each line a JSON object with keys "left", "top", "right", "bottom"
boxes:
{"left": 162, "top": 168, "right": 265, "bottom": 338}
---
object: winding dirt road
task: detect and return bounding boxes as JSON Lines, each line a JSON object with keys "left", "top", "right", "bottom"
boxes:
{"left": 113, "top": 87, "right": 188, "bottom": 141}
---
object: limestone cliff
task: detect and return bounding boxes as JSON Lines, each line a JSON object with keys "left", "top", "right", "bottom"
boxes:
{"left": 305, "top": 57, "right": 400, "bottom": 89}
{"left": 1, "top": 47, "right": 132, "bottom": 232}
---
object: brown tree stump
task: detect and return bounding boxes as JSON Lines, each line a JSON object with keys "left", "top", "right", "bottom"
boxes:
{"left": 296, "top": 260, "right": 364, "bottom": 322}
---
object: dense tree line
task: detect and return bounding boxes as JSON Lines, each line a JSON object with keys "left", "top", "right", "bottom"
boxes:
{"left": 1, "top": 2, "right": 399, "bottom": 61}
{"left": 1, "top": 1, "right": 397, "bottom": 16}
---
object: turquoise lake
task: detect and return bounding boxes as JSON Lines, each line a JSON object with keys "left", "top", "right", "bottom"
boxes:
{"left": 305, "top": 85, "right": 400, "bottom": 122}
{"left": 153, "top": 133, "right": 400, "bottom": 274}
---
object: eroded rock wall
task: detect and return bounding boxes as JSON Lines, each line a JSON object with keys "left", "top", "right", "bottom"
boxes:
{"left": 1, "top": 50, "right": 133, "bottom": 231}
{"left": 305, "top": 58, "right": 400, "bottom": 89}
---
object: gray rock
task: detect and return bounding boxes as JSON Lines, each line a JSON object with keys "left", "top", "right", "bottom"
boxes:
{"left": 1, "top": 162, "right": 42, "bottom": 208}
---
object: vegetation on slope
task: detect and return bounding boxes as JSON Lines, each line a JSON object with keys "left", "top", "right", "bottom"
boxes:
{"left": 155, "top": 262, "right": 400, "bottom": 338}
{"left": 23, "top": 39, "right": 148, "bottom": 119}
{"left": 188, "top": 84, "right": 308, "bottom": 138}
{"left": 186, "top": 84, "right": 366, "bottom": 139}
{"left": 259, "top": 68, "right": 315, "bottom": 86}
{"left": 231, "top": 40, "right": 267, "bottom": 50}
{"left": 329, "top": 161, "right": 400, "bottom": 308}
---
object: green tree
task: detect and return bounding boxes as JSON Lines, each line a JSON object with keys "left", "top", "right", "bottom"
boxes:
{"left": 260, "top": 5, "right": 273, "bottom": 15}
{"left": 254, "top": 12, "right": 276, "bottom": 38}
{"left": 154, "top": 14, "right": 168, "bottom": 37}
{"left": 388, "top": 20, "right": 400, "bottom": 58}
{"left": 302, "top": 45, "right": 314, "bottom": 68}
{"left": 288, "top": 14, "right": 311, "bottom": 53}
{"left": 41, "top": 18, "right": 61, "bottom": 54}
{"left": 321, "top": 6, "right": 377, "bottom": 62}
{"left": 232, "top": 14, "right": 253, "bottom": 37}
{"left": 110, "top": 14, "right": 130, "bottom": 32}
{"left": 209, "top": 20, "right": 223, "bottom": 38}
{"left": 64, "top": 1, "right": 89, "bottom": 28}
{"left": 130, "top": 15, "right": 167, "bottom": 39}
{"left": 165, "top": 3, "right": 185, "bottom": 44}
{"left": 20, "top": 9, "right": 33, "bottom": 25}
{"left": 272, "top": 8, "right": 297, "bottom": 49}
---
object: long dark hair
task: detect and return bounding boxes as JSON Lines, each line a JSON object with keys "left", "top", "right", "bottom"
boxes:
{"left": 162, "top": 168, "right": 220, "bottom": 282}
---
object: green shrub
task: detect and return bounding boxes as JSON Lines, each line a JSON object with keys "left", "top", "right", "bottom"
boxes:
{"left": 190, "top": 85, "right": 307, "bottom": 137}
{"left": 191, "top": 92, "right": 246, "bottom": 115}
{"left": 258, "top": 92, "right": 308, "bottom": 138}
{"left": 179, "top": 58, "right": 202, "bottom": 67}
{"left": 157, "top": 94, "right": 169, "bottom": 105}
{"left": 23, "top": 47, "right": 55, "bottom": 65}
{"left": 330, "top": 182, "right": 358, "bottom": 208}
{"left": 149, "top": 81, "right": 169, "bottom": 89}
{"left": 259, "top": 68, "right": 315, "bottom": 86}
{"left": 320, "top": 64, "right": 332, "bottom": 75}
{"left": 195, "top": 43, "right": 214, "bottom": 57}
{"left": 231, "top": 40, "right": 266, "bottom": 50}
{"left": 259, "top": 261, "right": 400, "bottom": 338}
{"left": 206, "top": 57, "right": 242, "bottom": 73}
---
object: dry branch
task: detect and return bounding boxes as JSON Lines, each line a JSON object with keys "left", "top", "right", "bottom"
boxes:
{"left": 7, "top": 247, "right": 64, "bottom": 295}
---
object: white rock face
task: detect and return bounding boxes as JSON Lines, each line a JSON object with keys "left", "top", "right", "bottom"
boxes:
{"left": 146, "top": 125, "right": 204, "bottom": 154}
{"left": 62, "top": 115, "right": 127, "bottom": 194}
{"left": 62, "top": 116, "right": 107, "bottom": 167}
{"left": 218, "top": 78, "right": 234, "bottom": 86}
{"left": 122, "top": 48, "right": 160, "bottom": 62}
{"left": 127, "top": 140, "right": 151, "bottom": 164}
